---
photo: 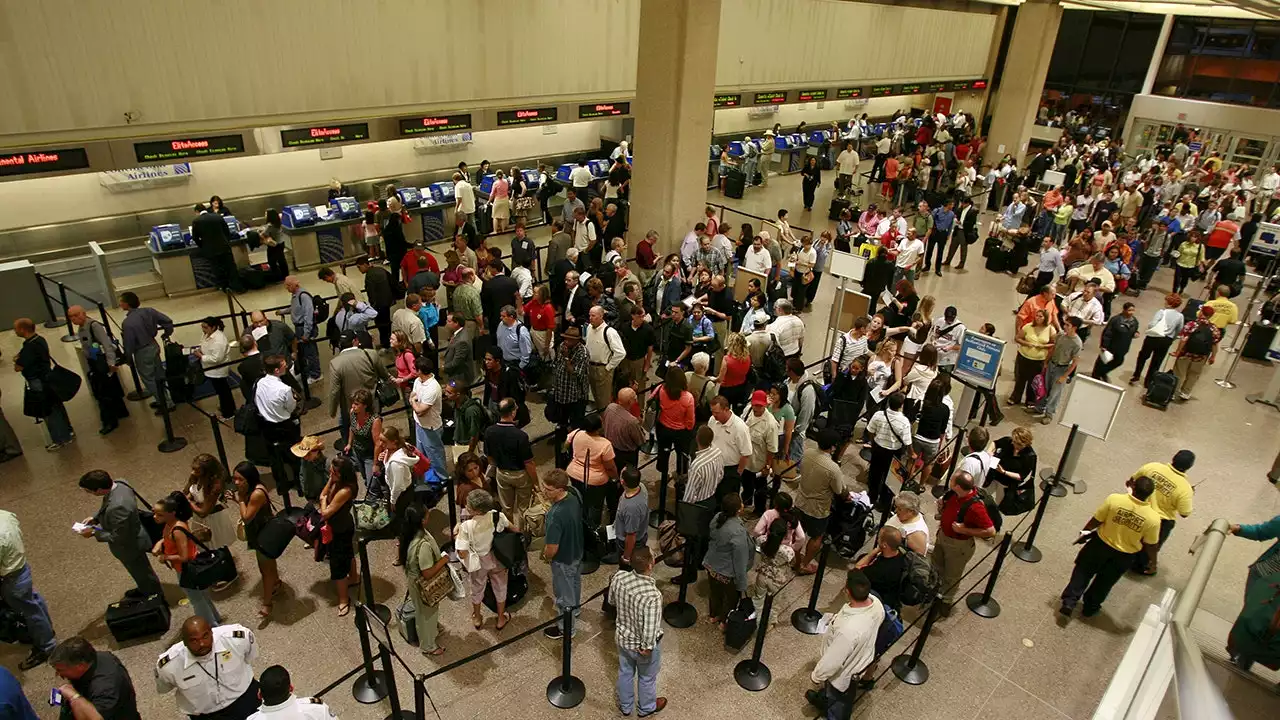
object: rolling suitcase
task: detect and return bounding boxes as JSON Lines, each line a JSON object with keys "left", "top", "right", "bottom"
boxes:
{"left": 828, "top": 196, "right": 851, "bottom": 221}
{"left": 1144, "top": 368, "right": 1178, "bottom": 410}
{"left": 724, "top": 169, "right": 746, "bottom": 199}
{"left": 483, "top": 566, "right": 529, "bottom": 612}
{"left": 105, "top": 594, "right": 171, "bottom": 642}
{"left": 985, "top": 247, "right": 1009, "bottom": 273}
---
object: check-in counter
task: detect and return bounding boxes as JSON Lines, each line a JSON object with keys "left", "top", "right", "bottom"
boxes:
{"left": 148, "top": 220, "right": 255, "bottom": 296}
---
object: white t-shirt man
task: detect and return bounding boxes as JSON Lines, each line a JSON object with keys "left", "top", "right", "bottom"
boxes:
{"left": 836, "top": 149, "right": 860, "bottom": 177}
{"left": 744, "top": 245, "right": 772, "bottom": 274}
{"left": 454, "top": 180, "right": 476, "bottom": 215}
{"left": 708, "top": 414, "right": 753, "bottom": 468}
{"left": 930, "top": 317, "right": 966, "bottom": 367}
{"left": 767, "top": 314, "right": 806, "bottom": 357}
{"left": 895, "top": 237, "right": 926, "bottom": 270}
{"left": 411, "top": 375, "right": 443, "bottom": 430}
{"left": 569, "top": 165, "right": 593, "bottom": 190}
{"left": 958, "top": 449, "right": 999, "bottom": 486}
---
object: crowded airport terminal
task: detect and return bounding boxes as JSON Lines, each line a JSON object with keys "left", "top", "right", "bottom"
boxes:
{"left": 2, "top": 0, "right": 1280, "bottom": 718}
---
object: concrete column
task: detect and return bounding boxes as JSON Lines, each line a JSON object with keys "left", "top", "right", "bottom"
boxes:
{"left": 1142, "top": 14, "right": 1175, "bottom": 95}
{"left": 628, "top": 0, "right": 721, "bottom": 256}
{"left": 983, "top": 0, "right": 1062, "bottom": 165}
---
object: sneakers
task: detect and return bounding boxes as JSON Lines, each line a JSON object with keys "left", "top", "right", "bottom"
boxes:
{"left": 1040, "top": 415, "right": 1052, "bottom": 425}
{"left": 1177, "top": 393, "right": 1192, "bottom": 401}
{"left": 18, "top": 649, "right": 48, "bottom": 671}
{"left": 542, "top": 625, "right": 578, "bottom": 640}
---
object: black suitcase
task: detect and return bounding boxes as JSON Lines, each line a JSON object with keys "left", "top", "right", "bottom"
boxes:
{"left": 724, "top": 598, "right": 757, "bottom": 652}
{"left": 1183, "top": 298, "right": 1204, "bottom": 324}
{"left": 106, "top": 594, "right": 170, "bottom": 642}
{"left": 724, "top": 170, "right": 746, "bottom": 199}
{"left": 240, "top": 266, "right": 268, "bottom": 291}
{"left": 985, "top": 247, "right": 1009, "bottom": 273}
{"left": 483, "top": 567, "right": 529, "bottom": 612}
{"left": 1144, "top": 371, "right": 1178, "bottom": 410}
{"left": 982, "top": 236, "right": 1001, "bottom": 258}
{"left": 828, "top": 197, "right": 851, "bottom": 221}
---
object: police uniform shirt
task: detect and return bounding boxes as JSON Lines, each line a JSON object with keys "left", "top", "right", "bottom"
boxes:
{"left": 1092, "top": 493, "right": 1161, "bottom": 554}
{"left": 247, "top": 694, "right": 337, "bottom": 719}
{"left": 156, "top": 625, "right": 258, "bottom": 716}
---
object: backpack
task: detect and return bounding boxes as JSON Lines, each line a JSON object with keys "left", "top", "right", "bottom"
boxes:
{"left": 801, "top": 379, "right": 829, "bottom": 417}
{"left": 538, "top": 176, "right": 563, "bottom": 199}
{"left": 1183, "top": 322, "right": 1216, "bottom": 357}
{"left": 898, "top": 548, "right": 940, "bottom": 606}
{"left": 760, "top": 333, "right": 788, "bottom": 383}
{"left": 300, "top": 290, "right": 329, "bottom": 326}
{"left": 956, "top": 488, "right": 1003, "bottom": 533}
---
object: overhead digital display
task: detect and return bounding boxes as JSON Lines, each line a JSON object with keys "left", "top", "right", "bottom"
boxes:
{"left": 925, "top": 82, "right": 948, "bottom": 93}
{"left": 753, "top": 91, "right": 789, "bottom": 105}
{"left": 578, "top": 102, "right": 631, "bottom": 119}
{"left": 134, "top": 134, "right": 245, "bottom": 163}
{"left": 398, "top": 114, "right": 472, "bottom": 136}
{"left": 972, "top": 79, "right": 989, "bottom": 89}
{"left": 496, "top": 107, "right": 558, "bottom": 126}
{"left": 280, "top": 123, "right": 370, "bottom": 148}
{"left": 895, "top": 83, "right": 924, "bottom": 95}
{"left": 836, "top": 87, "right": 864, "bottom": 99}
{"left": 713, "top": 94, "right": 741, "bottom": 108}
{"left": 869, "top": 85, "right": 894, "bottom": 97}
{"left": 796, "top": 89, "right": 827, "bottom": 102}
{"left": 0, "top": 148, "right": 91, "bottom": 177}
{"left": 948, "top": 80, "right": 972, "bottom": 91}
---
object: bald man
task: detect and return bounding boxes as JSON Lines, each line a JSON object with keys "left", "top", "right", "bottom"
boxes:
{"left": 602, "top": 386, "right": 645, "bottom": 473}
{"left": 156, "top": 617, "right": 260, "bottom": 719}
{"left": 69, "top": 305, "right": 129, "bottom": 434}
{"left": 14, "top": 318, "right": 75, "bottom": 449}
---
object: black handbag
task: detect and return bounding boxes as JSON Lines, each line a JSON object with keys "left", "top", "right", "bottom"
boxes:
{"left": 122, "top": 484, "right": 165, "bottom": 546}
{"left": 46, "top": 362, "right": 82, "bottom": 402}
{"left": 366, "top": 351, "right": 400, "bottom": 409}
{"left": 256, "top": 514, "right": 297, "bottom": 560}
{"left": 490, "top": 511, "right": 527, "bottom": 570}
{"left": 175, "top": 527, "right": 237, "bottom": 590}
{"left": 21, "top": 385, "right": 45, "bottom": 418}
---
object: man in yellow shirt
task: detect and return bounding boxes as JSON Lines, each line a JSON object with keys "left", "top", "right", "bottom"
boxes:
{"left": 1130, "top": 450, "right": 1195, "bottom": 575}
{"left": 1204, "top": 286, "right": 1239, "bottom": 331}
{"left": 1059, "top": 476, "right": 1161, "bottom": 618}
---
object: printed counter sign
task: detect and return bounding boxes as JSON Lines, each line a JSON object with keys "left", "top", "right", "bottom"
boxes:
{"left": 869, "top": 85, "right": 894, "bottom": 97}
{"left": 398, "top": 114, "right": 472, "bottom": 136}
{"left": 837, "top": 87, "right": 864, "bottom": 99}
{"left": 578, "top": 102, "right": 631, "bottom": 119}
{"left": 280, "top": 123, "right": 370, "bottom": 148}
{"left": 496, "top": 107, "right": 558, "bottom": 126}
{"left": 714, "top": 94, "right": 741, "bottom": 108}
{"left": 797, "top": 89, "right": 827, "bottom": 102}
{"left": 0, "top": 148, "right": 90, "bottom": 177}
{"left": 134, "top": 134, "right": 245, "bottom": 163}
{"left": 753, "top": 91, "right": 789, "bottom": 105}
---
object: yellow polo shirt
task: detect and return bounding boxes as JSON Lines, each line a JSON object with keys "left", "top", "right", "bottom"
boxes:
{"left": 1131, "top": 462, "right": 1193, "bottom": 522}
{"left": 1093, "top": 492, "right": 1161, "bottom": 554}
{"left": 1205, "top": 297, "right": 1238, "bottom": 330}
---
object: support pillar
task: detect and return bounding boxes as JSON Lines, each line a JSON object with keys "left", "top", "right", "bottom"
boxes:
{"left": 628, "top": 0, "right": 722, "bottom": 256}
{"left": 983, "top": 0, "right": 1061, "bottom": 165}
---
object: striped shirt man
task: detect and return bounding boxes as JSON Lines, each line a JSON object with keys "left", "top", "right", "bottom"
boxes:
{"left": 610, "top": 569, "right": 663, "bottom": 651}
{"left": 830, "top": 331, "right": 867, "bottom": 374}
{"left": 683, "top": 446, "right": 723, "bottom": 503}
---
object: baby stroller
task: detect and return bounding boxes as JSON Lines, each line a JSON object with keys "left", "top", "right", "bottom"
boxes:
{"left": 828, "top": 493, "right": 875, "bottom": 561}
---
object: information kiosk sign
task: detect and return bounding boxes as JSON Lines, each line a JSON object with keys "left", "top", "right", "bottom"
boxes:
{"left": 953, "top": 330, "right": 1005, "bottom": 390}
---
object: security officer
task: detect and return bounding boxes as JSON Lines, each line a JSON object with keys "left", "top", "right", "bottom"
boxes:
{"left": 1059, "top": 475, "right": 1161, "bottom": 619}
{"left": 156, "top": 617, "right": 260, "bottom": 720}
{"left": 247, "top": 665, "right": 337, "bottom": 719}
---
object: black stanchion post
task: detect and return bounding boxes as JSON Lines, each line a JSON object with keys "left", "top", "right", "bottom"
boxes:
{"left": 352, "top": 611, "right": 389, "bottom": 703}
{"left": 891, "top": 597, "right": 942, "bottom": 686}
{"left": 734, "top": 592, "right": 774, "bottom": 691}
{"left": 156, "top": 379, "right": 188, "bottom": 454}
{"left": 792, "top": 541, "right": 830, "bottom": 634}
{"left": 662, "top": 545, "right": 698, "bottom": 627}
{"left": 966, "top": 533, "right": 1012, "bottom": 619}
{"left": 57, "top": 284, "right": 76, "bottom": 343}
{"left": 546, "top": 611, "right": 586, "bottom": 708}
{"left": 226, "top": 291, "right": 241, "bottom": 343}
{"left": 649, "top": 470, "right": 670, "bottom": 529}
{"left": 1015, "top": 425, "right": 1076, "bottom": 563}
{"left": 208, "top": 413, "right": 229, "bottom": 471}
{"left": 358, "top": 539, "right": 390, "bottom": 624}
{"left": 414, "top": 676, "right": 426, "bottom": 720}
{"left": 377, "top": 645, "right": 412, "bottom": 720}
{"left": 36, "top": 274, "right": 61, "bottom": 329}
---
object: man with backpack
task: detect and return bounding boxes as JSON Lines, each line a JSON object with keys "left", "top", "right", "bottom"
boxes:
{"left": 932, "top": 470, "right": 997, "bottom": 616}
{"left": 285, "top": 276, "right": 324, "bottom": 382}
{"left": 956, "top": 427, "right": 998, "bottom": 498}
{"left": 1169, "top": 304, "right": 1221, "bottom": 403}
{"left": 785, "top": 358, "right": 822, "bottom": 465}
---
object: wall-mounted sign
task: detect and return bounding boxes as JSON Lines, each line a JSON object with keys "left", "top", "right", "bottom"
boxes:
{"left": 713, "top": 93, "right": 741, "bottom": 108}
{"left": 837, "top": 87, "right": 864, "bottom": 99}
{"left": 280, "top": 123, "right": 370, "bottom": 148}
{"left": 398, "top": 113, "right": 472, "bottom": 136}
{"left": 0, "top": 147, "right": 91, "bottom": 177}
{"left": 869, "top": 85, "right": 894, "bottom": 97}
{"left": 971, "top": 79, "right": 989, "bottom": 89}
{"left": 496, "top": 107, "right": 558, "bottom": 127}
{"left": 753, "top": 91, "right": 789, "bottom": 105}
{"left": 948, "top": 80, "right": 972, "bottom": 91}
{"left": 925, "top": 82, "right": 948, "bottom": 93}
{"left": 895, "top": 83, "right": 924, "bottom": 95}
{"left": 134, "top": 134, "right": 245, "bottom": 163}
{"left": 797, "top": 89, "right": 827, "bottom": 102}
{"left": 578, "top": 102, "right": 631, "bottom": 119}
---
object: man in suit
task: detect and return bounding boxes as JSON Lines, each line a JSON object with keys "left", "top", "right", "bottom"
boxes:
{"left": 356, "top": 257, "right": 396, "bottom": 349}
{"left": 560, "top": 269, "right": 590, "bottom": 332}
{"left": 76, "top": 470, "right": 162, "bottom": 600}
{"left": 943, "top": 195, "right": 979, "bottom": 271}
{"left": 190, "top": 204, "right": 242, "bottom": 293}
{"left": 327, "top": 331, "right": 388, "bottom": 444}
{"left": 546, "top": 220, "right": 574, "bottom": 270}
{"left": 441, "top": 312, "right": 474, "bottom": 387}
{"left": 549, "top": 247, "right": 579, "bottom": 308}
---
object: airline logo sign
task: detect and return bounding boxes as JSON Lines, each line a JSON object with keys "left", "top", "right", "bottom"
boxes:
{"left": 134, "top": 134, "right": 245, "bottom": 163}
{"left": 0, "top": 148, "right": 91, "bottom": 177}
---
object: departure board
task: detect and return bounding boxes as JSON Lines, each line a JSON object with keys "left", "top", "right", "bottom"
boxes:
{"left": 280, "top": 123, "right": 370, "bottom": 148}
{"left": 0, "top": 148, "right": 90, "bottom": 177}
{"left": 134, "top": 134, "right": 245, "bottom": 163}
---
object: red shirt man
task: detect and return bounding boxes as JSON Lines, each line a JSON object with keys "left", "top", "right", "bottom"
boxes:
{"left": 400, "top": 248, "right": 439, "bottom": 283}
{"left": 1207, "top": 219, "right": 1238, "bottom": 251}
{"left": 932, "top": 472, "right": 996, "bottom": 610}
{"left": 636, "top": 233, "right": 658, "bottom": 270}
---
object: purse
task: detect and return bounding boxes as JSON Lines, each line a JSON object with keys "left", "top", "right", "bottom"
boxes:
{"left": 46, "top": 362, "right": 82, "bottom": 403}
{"left": 367, "top": 351, "right": 400, "bottom": 409}
{"left": 490, "top": 510, "right": 527, "bottom": 570}
{"left": 354, "top": 499, "right": 393, "bottom": 533}
{"left": 175, "top": 527, "right": 237, "bottom": 590}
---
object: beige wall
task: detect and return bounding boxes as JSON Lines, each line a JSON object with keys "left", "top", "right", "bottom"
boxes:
{"left": 0, "top": 122, "right": 610, "bottom": 231}
{"left": 715, "top": 0, "right": 996, "bottom": 89}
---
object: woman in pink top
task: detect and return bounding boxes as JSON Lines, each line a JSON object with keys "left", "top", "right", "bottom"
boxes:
{"left": 390, "top": 330, "right": 416, "bottom": 395}
{"left": 491, "top": 170, "right": 511, "bottom": 233}
{"left": 565, "top": 414, "right": 618, "bottom": 531}
{"left": 750, "top": 491, "right": 807, "bottom": 556}
{"left": 651, "top": 366, "right": 695, "bottom": 477}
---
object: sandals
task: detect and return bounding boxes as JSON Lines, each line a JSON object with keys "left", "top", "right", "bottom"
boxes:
{"left": 423, "top": 647, "right": 446, "bottom": 657}
{"left": 472, "top": 613, "right": 484, "bottom": 630}
{"left": 337, "top": 604, "right": 351, "bottom": 617}
{"left": 496, "top": 612, "right": 511, "bottom": 631}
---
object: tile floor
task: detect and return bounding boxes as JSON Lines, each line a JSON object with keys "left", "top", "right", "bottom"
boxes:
{"left": 0, "top": 164, "right": 1278, "bottom": 719}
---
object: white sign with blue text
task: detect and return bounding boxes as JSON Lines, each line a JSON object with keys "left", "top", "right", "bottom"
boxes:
{"left": 953, "top": 330, "right": 1005, "bottom": 390}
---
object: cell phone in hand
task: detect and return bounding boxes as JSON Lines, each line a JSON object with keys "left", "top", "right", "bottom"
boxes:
{"left": 49, "top": 688, "right": 63, "bottom": 706}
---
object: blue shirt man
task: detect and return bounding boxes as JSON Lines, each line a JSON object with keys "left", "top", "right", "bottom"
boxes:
{"left": 495, "top": 311, "right": 532, "bottom": 369}
{"left": 931, "top": 204, "right": 956, "bottom": 234}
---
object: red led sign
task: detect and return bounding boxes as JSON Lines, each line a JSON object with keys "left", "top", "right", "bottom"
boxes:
{"left": 0, "top": 148, "right": 91, "bottom": 177}
{"left": 398, "top": 114, "right": 472, "bottom": 135}
{"left": 579, "top": 102, "right": 631, "bottom": 119}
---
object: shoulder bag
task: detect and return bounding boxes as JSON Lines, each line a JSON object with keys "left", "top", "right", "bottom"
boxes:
{"left": 367, "top": 350, "right": 401, "bottom": 409}
{"left": 46, "top": 360, "right": 82, "bottom": 403}
{"left": 119, "top": 482, "right": 165, "bottom": 546}
{"left": 490, "top": 510, "right": 527, "bottom": 570}
{"left": 174, "top": 527, "right": 238, "bottom": 590}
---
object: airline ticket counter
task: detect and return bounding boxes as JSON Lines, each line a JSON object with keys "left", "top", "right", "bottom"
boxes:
{"left": 147, "top": 219, "right": 254, "bottom": 296}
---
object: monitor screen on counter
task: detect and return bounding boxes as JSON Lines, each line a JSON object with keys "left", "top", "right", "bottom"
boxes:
{"left": 0, "top": 148, "right": 91, "bottom": 177}
{"left": 280, "top": 123, "right": 370, "bottom": 148}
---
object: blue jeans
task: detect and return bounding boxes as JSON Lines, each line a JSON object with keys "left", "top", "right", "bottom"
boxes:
{"left": 789, "top": 429, "right": 805, "bottom": 464}
{"left": 1036, "top": 362, "right": 1072, "bottom": 417}
{"left": 824, "top": 681, "right": 855, "bottom": 719}
{"left": 27, "top": 378, "right": 73, "bottom": 444}
{"left": 415, "top": 425, "right": 448, "bottom": 481}
{"left": 617, "top": 641, "right": 662, "bottom": 715}
{"left": 551, "top": 560, "right": 581, "bottom": 632}
{"left": 297, "top": 338, "right": 321, "bottom": 381}
{"left": 0, "top": 564, "right": 55, "bottom": 653}
{"left": 181, "top": 586, "right": 222, "bottom": 627}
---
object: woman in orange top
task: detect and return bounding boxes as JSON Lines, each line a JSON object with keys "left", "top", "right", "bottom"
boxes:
{"left": 651, "top": 366, "right": 696, "bottom": 478}
{"left": 152, "top": 491, "right": 222, "bottom": 626}
{"left": 565, "top": 414, "right": 619, "bottom": 531}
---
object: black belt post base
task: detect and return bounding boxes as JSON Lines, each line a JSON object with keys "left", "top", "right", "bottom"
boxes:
{"left": 791, "top": 541, "right": 830, "bottom": 635}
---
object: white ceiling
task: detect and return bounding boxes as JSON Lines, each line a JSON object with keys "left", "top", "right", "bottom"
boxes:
{"left": 977, "top": 0, "right": 1280, "bottom": 21}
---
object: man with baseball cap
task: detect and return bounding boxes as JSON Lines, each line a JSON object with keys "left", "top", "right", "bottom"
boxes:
{"left": 742, "top": 390, "right": 780, "bottom": 515}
